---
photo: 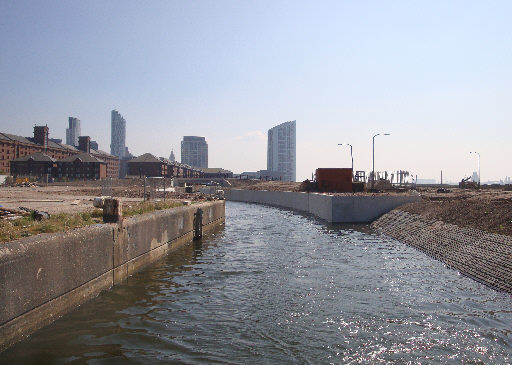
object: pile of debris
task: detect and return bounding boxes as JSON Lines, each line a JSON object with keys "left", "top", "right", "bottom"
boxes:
{"left": 0, "top": 207, "right": 50, "bottom": 220}
{"left": 0, "top": 207, "right": 30, "bottom": 220}
{"left": 15, "top": 181, "right": 39, "bottom": 188}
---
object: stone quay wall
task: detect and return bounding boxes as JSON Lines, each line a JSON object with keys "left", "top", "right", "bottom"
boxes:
{"left": 0, "top": 200, "right": 225, "bottom": 352}
{"left": 372, "top": 210, "right": 512, "bottom": 293}
{"left": 226, "top": 189, "right": 420, "bottom": 223}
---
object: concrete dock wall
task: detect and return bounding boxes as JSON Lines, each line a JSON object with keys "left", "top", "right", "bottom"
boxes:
{"left": 0, "top": 200, "right": 225, "bottom": 352}
{"left": 330, "top": 195, "right": 423, "bottom": 223}
{"left": 308, "top": 193, "right": 333, "bottom": 222}
{"left": 226, "top": 189, "right": 420, "bottom": 223}
{"left": 372, "top": 210, "right": 512, "bottom": 293}
{"left": 232, "top": 189, "right": 310, "bottom": 212}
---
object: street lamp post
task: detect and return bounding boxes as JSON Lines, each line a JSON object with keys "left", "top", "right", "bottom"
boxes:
{"left": 338, "top": 143, "right": 353, "bottom": 173}
{"left": 372, "top": 133, "right": 390, "bottom": 189}
{"left": 470, "top": 151, "right": 481, "bottom": 188}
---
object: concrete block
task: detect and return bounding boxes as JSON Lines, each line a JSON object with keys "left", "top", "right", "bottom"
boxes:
{"left": 103, "top": 198, "right": 122, "bottom": 223}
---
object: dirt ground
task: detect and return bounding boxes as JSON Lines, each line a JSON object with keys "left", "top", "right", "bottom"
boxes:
{"left": 228, "top": 179, "right": 302, "bottom": 191}
{"left": 0, "top": 186, "right": 108, "bottom": 214}
{"left": 399, "top": 187, "right": 512, "bottom": 237}
{"left": 228, "top": 179, "right": 415, "bottom": 196}
{"left": 0, "top": 179, "right": 205, "bottom": 214}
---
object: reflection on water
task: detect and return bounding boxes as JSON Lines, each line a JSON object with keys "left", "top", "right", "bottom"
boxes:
{"left": 2, "top": 201, "right": 512, "bottom": 364}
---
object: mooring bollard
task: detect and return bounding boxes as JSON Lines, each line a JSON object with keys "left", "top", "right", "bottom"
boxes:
{"left": 103, "top": 198, "right": 123, "bottom": 223}
{"left": 193, "top": 208, "right": 203, "bottom": 240}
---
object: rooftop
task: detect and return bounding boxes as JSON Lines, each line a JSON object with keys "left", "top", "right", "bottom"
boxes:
{"left": 11, "top": 152, "right": 56, "bottom": 163}
{"left": 200, "top": 168, "right": 232, "bottom": 174}
{"left": 0, "top": 130, "right": 116, "bottom": 159}
{"left": 59, "top": 153, "right": 106, "bottom": 164}
{"left": 130, "top": 153, "right": 162, "bottom": 163}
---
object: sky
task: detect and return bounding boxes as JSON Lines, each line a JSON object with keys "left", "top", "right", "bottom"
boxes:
{"left": 1, "top": 1, "right": 511, "bottom": 182}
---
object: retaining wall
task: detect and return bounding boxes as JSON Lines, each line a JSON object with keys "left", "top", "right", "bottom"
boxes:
{"left": 372, "top": 210, "right": 512, "bottom": 293}
{"left": 226, "top": 189, "right": 420, "bottom": 223}
{"left": 0, "top": 200, "right": 225, "bottom": 352}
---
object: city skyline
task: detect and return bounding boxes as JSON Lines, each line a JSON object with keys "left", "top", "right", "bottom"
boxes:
{"left": 3, "top": 114, "right": 509, "bottom": 183}
{"left": 1, "top": 1, "right": 511, "bottom": 182}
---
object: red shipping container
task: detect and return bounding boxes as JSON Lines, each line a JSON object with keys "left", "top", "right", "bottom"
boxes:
{"left": 316, "top": 168, "right": 353, "bottom": 193}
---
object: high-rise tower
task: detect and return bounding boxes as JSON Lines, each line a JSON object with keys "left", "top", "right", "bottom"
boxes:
{"left": 181, "top": 136, "right": 208, "bottom": 168}
{"left": 66, "top": 117, "right": 81, "bottom": 147}
{"left": 110, "top": 110, "right": 126, "bottom": 158}
{"left": 267, "top": 120, "right": 296, "bottom": 181}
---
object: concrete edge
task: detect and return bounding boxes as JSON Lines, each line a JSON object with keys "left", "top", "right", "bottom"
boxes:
{"left": 113, "top": 217, "right": 225, "bottom": 285}
{"left": 226, "top": 189, "right": 420, "bottom": 223}
{"left": 0, "top": 201, "right": 226, "bottom": 353}
{"left": 0, "top": 271, "right": 113, "bottom": 353}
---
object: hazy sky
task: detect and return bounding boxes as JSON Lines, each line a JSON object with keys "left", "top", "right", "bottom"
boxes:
{"left": 1, "top": 1, "right": 511, "bottom": 182}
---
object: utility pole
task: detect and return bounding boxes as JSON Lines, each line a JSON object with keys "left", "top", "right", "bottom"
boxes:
{"left": 338, "top": 143, "right": 353, "bottom": 176}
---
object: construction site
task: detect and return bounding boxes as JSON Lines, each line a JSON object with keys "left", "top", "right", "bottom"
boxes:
{"left": 1, "top": 170, "right": 511, "bottom": 238}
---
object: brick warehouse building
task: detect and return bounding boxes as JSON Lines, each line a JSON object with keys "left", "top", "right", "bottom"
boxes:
{"left": 10, "top": 152, "right": 56, "bottom": 177}
{"left": 56, "top": 153, "right": 107, "bottom": 180}
{"left": 127, "top": 153, "right": 203, "bottom": 178}
{"left": 11, "top": 151, "right": 107, "bottom": 181}
{"left": 0, "top": 126, "right": 119, "bottom": 178}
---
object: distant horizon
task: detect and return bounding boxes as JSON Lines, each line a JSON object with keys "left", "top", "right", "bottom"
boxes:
{"left": 1, "top": 1, "right": 511, "bottom": 182}
{"left": 3, "top": 113, "right": 512, "bottom": 184}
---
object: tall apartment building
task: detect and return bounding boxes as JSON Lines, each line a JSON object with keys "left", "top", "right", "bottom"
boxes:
{"left": 65, "top": 117, "right": 81, "bottom": 147}
{"left": 110, "top": 110, "right": 126, "bottom": 158}
{"left": 267, "top": 120, "right": 296, "bottom": 181}
{"left": 181, "top": 136, "right": 208, "bottom": 168}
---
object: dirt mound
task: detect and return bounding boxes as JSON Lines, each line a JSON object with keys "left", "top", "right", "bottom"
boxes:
{"left": 399, "top": 188, "right": 512, "bottom": 236}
